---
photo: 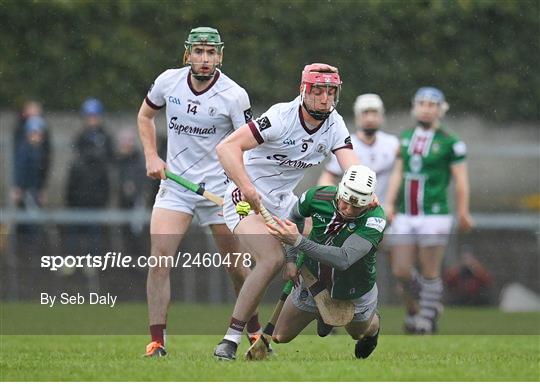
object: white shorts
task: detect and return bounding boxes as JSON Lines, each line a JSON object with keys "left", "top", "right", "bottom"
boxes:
{"left": 386, "top": 213, "right": 453, "bottom": 247}
{"left": 222, "top": 183, "right": 298, "bottom": 233}
{"left": 153, "top": 179, "right": 224, "bottom": 226}
{"left": 292, "top": 283, "right": 378, "bottom": 323}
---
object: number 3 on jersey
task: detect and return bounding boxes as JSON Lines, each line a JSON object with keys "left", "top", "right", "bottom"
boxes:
{"left": 187, "top": 103, "right": 198, "bottom": 115}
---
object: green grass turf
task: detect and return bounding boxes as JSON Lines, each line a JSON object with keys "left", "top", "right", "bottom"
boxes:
{"left": 1, "top": 335, "right": 539, "bottom": 381}
{"left": 1, "top": 303, "right": 539, "bottom": 335}
{"left": 1, "top": 304, "right": 539, "bottom": 381}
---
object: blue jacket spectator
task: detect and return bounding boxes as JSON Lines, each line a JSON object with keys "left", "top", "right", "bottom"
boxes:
{"left": 13, "top": 116, "right": 49, "bottom": 206}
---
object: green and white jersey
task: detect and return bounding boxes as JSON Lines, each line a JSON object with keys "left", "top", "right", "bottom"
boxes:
{"left": 298, "top": 186, "right": 386, "bottom": 300}
{"left": 398, "top": 126, "right": 466, "bottom": 215}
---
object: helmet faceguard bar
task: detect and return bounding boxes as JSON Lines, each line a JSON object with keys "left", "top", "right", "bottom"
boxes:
{"left": 300, "top": 63, "right": 342, "bottom": 121}
{"left": 184, "top": 41, "right": 224, "bottom": 53}
{"left": 183, "top": 27, "right": 224, "bottom": 80}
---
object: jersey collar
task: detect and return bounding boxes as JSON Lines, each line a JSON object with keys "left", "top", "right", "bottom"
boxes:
{"left": 298, "top": 105, "right": 325, "bottom": 135}
{"left": 187, "top": 70, "right": 221, "bottom": 96}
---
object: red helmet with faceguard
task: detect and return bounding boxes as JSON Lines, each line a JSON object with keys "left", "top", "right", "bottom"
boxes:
{"left": 300, "top": 63, "right": 342, "bottom": 121}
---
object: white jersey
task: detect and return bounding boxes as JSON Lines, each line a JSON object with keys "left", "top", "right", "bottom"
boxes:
{"left": 325, "top": 131, "right": 399, "bottom": 204}
{"left": 146, "top": 67, "right": 252, "bottom": 194}
{"left": 244, "top": 96, "right": 352, "bottom": 212}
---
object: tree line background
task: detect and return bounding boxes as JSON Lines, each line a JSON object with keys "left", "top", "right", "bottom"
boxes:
{"left": 1, "top": 0, "right": 538, "bottom": 121}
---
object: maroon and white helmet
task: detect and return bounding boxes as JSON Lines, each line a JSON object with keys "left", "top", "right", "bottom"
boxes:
{"left": 300, "top": 63, "right": 342, "bottom": 120}
{"left": 337, "top": 165, "right": 377, "bottom": 207}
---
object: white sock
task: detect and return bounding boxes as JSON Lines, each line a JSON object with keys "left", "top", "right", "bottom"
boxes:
{"left": 223, "top": 327, "right": 242, "bottom": 345}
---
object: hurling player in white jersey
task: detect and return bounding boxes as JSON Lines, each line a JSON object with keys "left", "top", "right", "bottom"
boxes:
{"left": 137, "top": 27, "right": 260, "bottom": 357}
{"left": 213, "top": 63, "right": 360, "bottom": 360}
{"left": 318, "top": 93, "right": 399, "bottom": 206}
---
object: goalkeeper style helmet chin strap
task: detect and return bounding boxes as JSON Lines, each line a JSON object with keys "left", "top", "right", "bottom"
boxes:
{"left": 183, "top": 27, "right": 224, "bottom": 81}
{"left": 300, "top": 63, "right": 342, "bottom": 121}
{"left": 335, "top": 165, "right": 377, "bottom": 219}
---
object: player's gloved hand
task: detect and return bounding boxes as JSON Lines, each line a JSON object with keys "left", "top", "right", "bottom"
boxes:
{"left": 241, "top": 186, "right": 262, "bottom": 214}
{"left": 458, "top": 212, "right": 474, "bottom": 232}
{"left": 283, "top": 262, "right": 300, "bottom": 287}
{"left": 145, "top": 153, "right": 166, "bottom": 180}
{"left": 266, "top": 216, "right": 301, "bottom": 246}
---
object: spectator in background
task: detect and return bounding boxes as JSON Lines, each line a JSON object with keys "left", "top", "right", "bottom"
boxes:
{"left": 12, "top": 100, "right": 51, "bottom": 206}
{"left": 11, "top": 115, "right": 51, "bottom": 290}
{"left": 66, "top": 98, "right": 114, "bottom": 209}
{"left": 65, "top": 99, "right": 113, "bottom": 290}
{"left": 116, "top": 128, "right": 147, "bottom": 255}
{"left": 444, "top": 245, "right": 492, "bottom": 305}
{"left": 74, "top": 98, "right": 115, "bottom": 165}
{"left": 12, "top": 116, "right": 49, "bottom": 209}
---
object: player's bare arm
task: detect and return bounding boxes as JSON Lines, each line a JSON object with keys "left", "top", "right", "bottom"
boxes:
{"left": 384, "top": 156, "right": 403, "bottom": 222}
{"left": 216, "top": 124, "right": 261, "bottom": 212}
{"left": 317, "top": 169, "right": 339, "bottom": 186}
{"left": 137, "top": 101, "right": 166, "bottom": 180}
{"left": 451, "top": 161, "right": 474, "bottom": 232}
{"left": 334, "top": 147, "right": 360, "bottom": 170}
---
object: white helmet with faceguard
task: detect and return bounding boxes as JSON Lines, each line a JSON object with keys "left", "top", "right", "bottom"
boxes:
{"left": 353, "top": 93, "right": 384, "bottom": 115}
{"left": 337, "top": 165, "right": 377, "bottom": 207}
{"left": 300, "top": 63, "right": 342, "bottom": 121}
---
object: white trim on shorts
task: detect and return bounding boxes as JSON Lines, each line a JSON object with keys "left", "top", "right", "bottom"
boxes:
{"left": 386, "top": 213, "right": 453, "bottom": 247}
{"left": 153, "top": 180, "right": 225, "bottom": 226}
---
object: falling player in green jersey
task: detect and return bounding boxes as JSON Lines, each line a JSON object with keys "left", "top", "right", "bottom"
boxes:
{"left": 267, "top": 165, "right": 385, "bottom": 359}
{"left": 384, "top": 87, "right": 473, "bottom": 334}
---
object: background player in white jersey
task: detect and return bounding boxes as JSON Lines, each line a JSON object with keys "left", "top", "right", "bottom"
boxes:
{"left": 385, "top": 87, "right": 473, "bottom": 334}
{"left": 213, "top": 63, "right": 360, "bottom": 360}
{"left": 137, "top": 27, "right": 259, "bottom": 357}
{"left": 318, "top": 93, "right": 399, "bottom": 205}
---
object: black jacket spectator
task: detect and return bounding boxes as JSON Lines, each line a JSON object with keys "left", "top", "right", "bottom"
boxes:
{"left": 66, "top": 152, "right": 111, "bottom": 208}
{"left": 66, "top": 98, "right": 114, "bottom": 208}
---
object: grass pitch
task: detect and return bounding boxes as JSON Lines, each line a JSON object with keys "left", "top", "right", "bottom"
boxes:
{"left": 1, "top": 304, "right": 539, "bottom": 381}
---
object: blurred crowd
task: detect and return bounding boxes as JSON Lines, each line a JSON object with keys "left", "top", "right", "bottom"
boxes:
{"left": 9, "top": 98, "right": 165, "bottom": 287}
{"left": 11, "top": 98, "right": 161, "bottom": 212}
